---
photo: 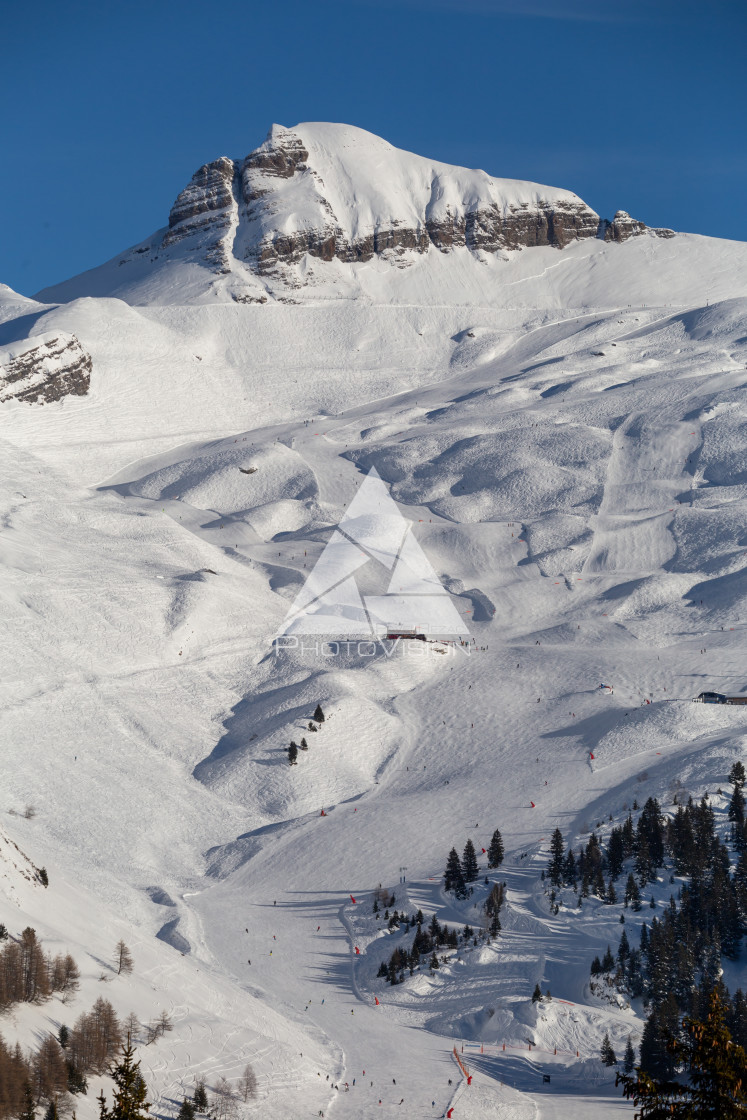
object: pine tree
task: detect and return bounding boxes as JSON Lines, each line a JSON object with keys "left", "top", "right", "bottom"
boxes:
{"left": 683, "top": 988, "right": 747, "bottom": 1114}
{"left": 729, "top": 761, "right": 746, "bottom": 789}
{"left": 729, "top": 783, "right": 746, "bottom": 849}
{"left": 444, "top": 849, "right": 467, "bottom": 899}
{"left": 638, "top": 1008, "right": 675, "bottom": 1082}
{"left": 43, "top": 1103, "right": 58, "bottom": 1120}
{"left": 177, "top": 1103, "right": 195, "bottom": 1120}
{"left": 617, "top": 989, "right": 747, "bottom": 1117}
{"left": 635, "top": 833, "right": 654, "bottom": 888}
{"left": 639, "top": 798, "right": 665, "bottom": 868}
{"left": 623, "top": 1036, "right": 635, "bottom": 1074}
{"left": 193, "top": 1083, "right": 208, "bottom": 1113}
{"left": 624, "top": 873, "right": 642, "bottom": 911}
{"left": 313, "top": 705, "right": 325, "bottom": 723}
{"left": 547, "top": 828, "right": 565, "bottom": 887}
{"left": 57, "top": 1026, "right": 69, "bottom": 1049}
{"left": 531, "top": 983, "right": 542, "bottom": 1003}
{"left": 115, "top": 941, "right": 133, "bottom": 976}
{"left": 563, "top": 848, "right": 577, "bottom": 886}
{"left": 730, "top": 989, "right": 747, "bottom": 1050}
{"left": 97, "top": 1038, "right": 150, "bottom": 1120}
{"left": 729, "top": 783, "right": 745, "bottom": 824}
{"left": 300, "top": 737, "right": 308, "bottom": 750}
{"left": 622, "top": 814, "right": 635, "bottom": 858}
{"left": 19, "top": 1083, "right": 35, "bottom": 1120}
{"left": 288, "top": 743, "right": 298, "bottom": 765}
{"left": 487, "top": 829, "right": 504, "bottom": 869}
{"left": 617, "top": 929, "right": 630, "bottom": 966}
{"left": 593, "top": 865, "right": 606, "bottom": 899}
{"left": 461, "top": 839, "right": 479, "bottom": 883}
{"left": 66, "top": 1063, "right": 87, "bottom": 1094}
{"left": 600, "top": 1032, "right": 617, "bottom": 1066}
{"left": 606, "top": 827, "right": 625, "bottom": 880}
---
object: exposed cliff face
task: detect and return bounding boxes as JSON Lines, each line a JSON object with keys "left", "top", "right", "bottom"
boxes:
{"left": 162, "top": 156, "right": 239, "bottom": 272}
{"left": 166, "top": 156, "right": 235, "bottom": 235}
{"left": 0, "top": 334, "right": 91, "bottom": 404}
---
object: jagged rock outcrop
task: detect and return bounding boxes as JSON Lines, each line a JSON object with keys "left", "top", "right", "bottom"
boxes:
{"left": 242, "top": 128, "right": 309, "bottom": 181}
{"left": 162, "top": 157, "right": 238, "bottom": 273}
{"left": 164, "top": 157, "right": 235, "bottom": 241}
{"left": 0, "top": 334, "right": 91, "bottom": 404}
{"left": 601, "top": 209, "right": 675, "bottom": 243}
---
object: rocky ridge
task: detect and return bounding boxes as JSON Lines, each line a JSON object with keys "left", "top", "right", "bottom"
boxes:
{"left": 0, "top": 333, "right": 91, "bottom": 404}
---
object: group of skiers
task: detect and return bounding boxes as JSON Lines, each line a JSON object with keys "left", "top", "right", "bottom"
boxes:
{"left": 313, "top": 1070, "right": 458, "bottom": 1115}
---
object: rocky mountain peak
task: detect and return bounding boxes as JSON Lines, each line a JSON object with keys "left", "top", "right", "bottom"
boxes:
{"left": 157, "top": 123, "right": 673, "bottom": 285}
{"left": 34, "top": 124, "right": 684, "bottom": 308}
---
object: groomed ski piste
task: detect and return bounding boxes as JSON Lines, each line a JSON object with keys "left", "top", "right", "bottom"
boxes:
{"left": 2, "top": 152, "right": 747, "bottom": 1118}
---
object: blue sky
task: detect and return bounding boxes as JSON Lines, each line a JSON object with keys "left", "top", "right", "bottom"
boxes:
{"left": 2, "top": 0, "right": 745, "bottom": 295}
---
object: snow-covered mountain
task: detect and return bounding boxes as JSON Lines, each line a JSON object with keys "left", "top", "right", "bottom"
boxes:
{"left": 2, "top": 123, "right": 747, "bottom": 1120}
{"left": 38, "top": 122, "right": 678, "bottom": 307}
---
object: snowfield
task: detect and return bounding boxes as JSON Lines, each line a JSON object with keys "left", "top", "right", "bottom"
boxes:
{"left": 1, "top": 140, "right": 747, "bottom": 1119}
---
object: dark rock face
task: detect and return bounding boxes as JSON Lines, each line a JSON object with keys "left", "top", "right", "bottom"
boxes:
{"left": 242, "top": 129, "right": 308, "bottom": 181}
{"left": 600, "top": 210, "right": 675, "bottom": 243}
{"left": 163, "top": 157, "right": 237, "bottom": 249}
{"left": 462, "top": 200, "right": 601, "bottom": 252}
{"left": 255, "top": 229, "right": 338, "bottom": 272}
{"left": 602, "top": 210, "right": 647, "bottom": 242}
{"left": 167, "top": 156, "right": 235, "bottom": 227}
{"left": 0, "top": 335, "right": 91, "bottom": 404}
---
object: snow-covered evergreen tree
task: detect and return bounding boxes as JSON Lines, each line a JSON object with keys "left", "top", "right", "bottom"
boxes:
{"left": 461, "top": 839, "right": 479, "bottom": 883}
{"left": 600, "top": 1032, "right": 616, "bottom": 1066}
{"left": 547, "top": 828, "right": 564, "bottom": 887}
{"left": 487, "top": 829, "right": 504, "bottom": 869}
{"left": 444, "top": 849, "right": 468, "bottom": 898}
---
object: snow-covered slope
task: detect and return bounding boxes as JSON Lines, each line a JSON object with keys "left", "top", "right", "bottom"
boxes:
{"left": 2, "top": 126, "right": 747, "bottom": 1120}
